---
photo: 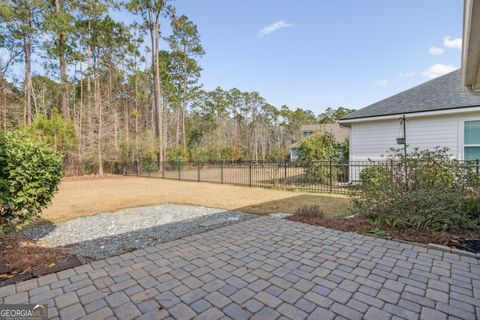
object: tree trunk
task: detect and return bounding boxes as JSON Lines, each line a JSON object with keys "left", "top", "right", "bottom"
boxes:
{"left": 1, "top": 84, "right": 6, "bottom": 132}
{"left": 87, "top": 26, "right": 91, "bottom": 93}
{"left": 155, "top": 21, "right": 164, "bottom": 165}
{"left": 109, "top": 69, "right": 119, "bottom": 154}
{"left": 124, "top": 98, "right": 129, "bottom": 161}
{"left": 30, "top": 79, "right": 38, "bottom": 116}
{"left": 150, "top": 21, "right": 159, "bottom": 145}
{"left": 181, "top": 106, "right": 186, "bottom": 152}
{"left": 86, "top": 26, "right": 92, "bottom": 149}
{"left": 56, "top": 0, "right": 69, "bottom": 120}
{"left": 163, "top": 106, "right": 167, "bottom": 164}
{"left": 134, "top": 74, "right": 139, "bottom": 163}
{"left": 97, "top": 84, "right": 103, "bottom": 176}
{"left": 78, "top": 58, "right": 83, "bottom": 164}
{"left": 151, "top": 16, "right": 164, "bottom": 167}
{"left": 175, "top": 106, "right": 180, "bottom": 149}
{"left": 181, "top": 47, "right": 187, "bottom": 152}
{"left": 24, "top": 32, "right": 32, "bottom": 125}
{"left": 253, "top": 126, "right": 258, "bottom": 161}
{"left": 94, "top": 57, "right": 103, "bottom": 176}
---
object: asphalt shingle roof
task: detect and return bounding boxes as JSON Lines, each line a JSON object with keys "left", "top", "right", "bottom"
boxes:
{"left": 341, "top": 69, "right": 480, "bottom": 120}
{"left": 299, "top": 123, "right": 349, "bottom": 142}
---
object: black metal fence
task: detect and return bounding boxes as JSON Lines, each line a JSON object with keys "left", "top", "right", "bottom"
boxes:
{"left": 63, "top": 160, "right": 119, "bottom": 177}
{"left": 63, "top": 159, "right": 480, "bottom": 195}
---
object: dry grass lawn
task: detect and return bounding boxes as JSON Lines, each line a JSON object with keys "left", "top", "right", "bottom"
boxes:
{"left": 41, "top": 176, "right": 351, "bottom": 223}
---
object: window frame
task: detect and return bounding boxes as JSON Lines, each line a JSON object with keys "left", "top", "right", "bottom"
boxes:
{"left": 460, "top": 116, "right": 480, "bottom": 161}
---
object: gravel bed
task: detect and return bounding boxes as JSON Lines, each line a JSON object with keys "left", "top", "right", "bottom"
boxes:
{"left": 23, "top": 205, "right": 257, "bottom": 260}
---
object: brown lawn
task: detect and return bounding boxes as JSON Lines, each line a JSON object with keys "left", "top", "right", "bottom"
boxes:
{"left": 41, "top": 176, "right": 351, "bottom": 223}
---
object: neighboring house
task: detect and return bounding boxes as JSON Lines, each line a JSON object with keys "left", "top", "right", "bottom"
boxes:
{"left": 339, "top": 69, "right": 480, "bottom": 164}
{"left": 289, "top": 123, "right": 349, "bottom": 160}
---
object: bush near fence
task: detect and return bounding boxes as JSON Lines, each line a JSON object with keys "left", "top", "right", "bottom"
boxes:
{"left": 352, "top": 147, "right": 480, "bottom": 231}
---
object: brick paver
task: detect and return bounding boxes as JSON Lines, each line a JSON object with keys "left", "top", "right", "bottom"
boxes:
{"left": 4, "top": 217, "right": 480, "bottom": 319}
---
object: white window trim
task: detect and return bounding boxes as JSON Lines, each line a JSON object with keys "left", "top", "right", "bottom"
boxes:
{"left": 459, "top": 116, "right": 480, "bottom": 160}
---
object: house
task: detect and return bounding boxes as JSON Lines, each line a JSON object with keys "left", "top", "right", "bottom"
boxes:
{"left": 339, "top": 69, "right": 480, "bottom": 163}
{"left": 289, "top": 123, "right": 349, "bottom": 160}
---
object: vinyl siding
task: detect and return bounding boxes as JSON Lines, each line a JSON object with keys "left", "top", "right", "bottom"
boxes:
{"left": 350, "top": 111, "right": 480, "bottom": 162}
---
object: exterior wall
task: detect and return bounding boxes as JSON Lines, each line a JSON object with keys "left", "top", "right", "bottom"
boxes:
{"left": 348, "top": 111, "right": 480, "bottom": 182}
{"left": 349, "top": 111, "right": 480, "bottom": 161}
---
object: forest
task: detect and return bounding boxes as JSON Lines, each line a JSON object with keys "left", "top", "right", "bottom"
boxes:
{"left": 0, "top": 0, "right": 354, "bottom": 173}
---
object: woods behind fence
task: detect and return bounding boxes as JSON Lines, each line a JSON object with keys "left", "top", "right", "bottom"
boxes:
{"left": 64, "top": 159, "right": 480, "bottom": 195}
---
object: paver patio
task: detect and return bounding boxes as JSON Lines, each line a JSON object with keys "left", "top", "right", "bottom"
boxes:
{"left": 1, "top": 217, "right": 480, "bottom": 320}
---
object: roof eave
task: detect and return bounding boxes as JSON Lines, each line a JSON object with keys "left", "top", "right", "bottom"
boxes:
{"left": 462, "top": 0, "right": 480, "bottom": 92}
{"left": 339, "top": 105, "right": 480, "bottom": 124}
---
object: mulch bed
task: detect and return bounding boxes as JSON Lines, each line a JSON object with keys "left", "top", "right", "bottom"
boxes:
{"left": 288, "top": 214, "right": 480, "bottom": 254}
{"left": 0, "top": 233, "right": 82, "bottom": 286}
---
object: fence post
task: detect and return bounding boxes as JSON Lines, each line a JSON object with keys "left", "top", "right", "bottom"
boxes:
{"left": 178, "top": 163, "right": 181, "bottom": 180}
{"left": 162, "top": 162, "right": 165, "bottom": 179}
{"left": 249, "top": 162, "right": 252, "bottom": 187}
{"left": 284, "top": 160, "right": 287, "bottom": 180}
{"left": 197, "top": 163, "right": 201, "bottom": 182}
{"left": 329, "top": 159, "right": 333, "bottom": 193}
{"left": 221, "top": 162, "right": 224, "bottom": 184}
{"left": 136, "top": 161, "right": 139, "bottom": 176}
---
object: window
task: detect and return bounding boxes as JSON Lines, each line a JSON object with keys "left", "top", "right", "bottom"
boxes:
{"left": 464, "top": 120, "right": 480, "bottom": 161}
{"left": 290, "top": 148, "right": 298, "bottom": 160}
{"left": 303, "top": 131, "right": 313, "bottom": 137}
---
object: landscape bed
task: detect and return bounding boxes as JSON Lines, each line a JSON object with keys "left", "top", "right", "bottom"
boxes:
{"left": 0, "top": 233, "right": 78, "bottom": 286}
{"left": 289, "top": 214, "right": 480, "bottom": 254}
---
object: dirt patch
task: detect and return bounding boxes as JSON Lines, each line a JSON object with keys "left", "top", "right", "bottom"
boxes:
{"left": 289, "top": 214, "right": 480, "bottom": 253}
{"left": 42, "top": 176, "right": 350, "bottom": 222}
{"left": 0, "top": 233, "right": 74, "bottom": 280}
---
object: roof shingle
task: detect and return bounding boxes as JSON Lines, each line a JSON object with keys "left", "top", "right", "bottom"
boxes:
{"left": 341, "top": 69, "right": 480, "bottom": 120}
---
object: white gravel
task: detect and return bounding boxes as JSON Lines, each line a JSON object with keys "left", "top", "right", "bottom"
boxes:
{"left": 23, "top": 205, "right": 257, "bottom": 260}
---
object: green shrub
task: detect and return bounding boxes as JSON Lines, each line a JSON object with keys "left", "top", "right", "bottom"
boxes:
{"left": 24, "top": 110, "right": 76, "bottom": 155}
{"left": 0, "top": 132, "right": 63, "bottom": 229}
{"left": 352, "top": 147, "right": 480, "bottom": 230}
{"left": 297, "top": 131, "right": 345, "bottom": 183}
{"left": 297, "top": 131, "right": 339, "bottom": 163}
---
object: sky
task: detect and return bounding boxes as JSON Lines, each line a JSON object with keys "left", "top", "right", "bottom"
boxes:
{"left": 14, "top": 0, "right": 465, "bottom": 114}
{"left": 165, "top": 0, "right": 463, "bottom": 113}
{"left": 164, "top": 0, "right": 465, "bottom": 113}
